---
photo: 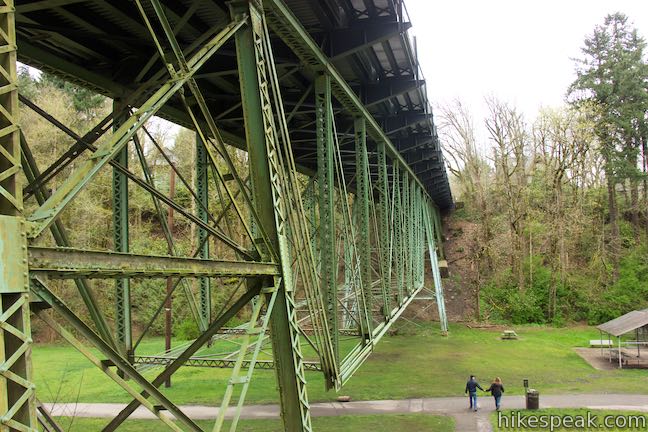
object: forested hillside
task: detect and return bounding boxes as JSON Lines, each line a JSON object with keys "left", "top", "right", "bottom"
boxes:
{"left": 441, "top": 13, "right": 648, "bottom": 325}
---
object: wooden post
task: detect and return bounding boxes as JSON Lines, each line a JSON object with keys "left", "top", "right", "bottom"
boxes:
{"left": 618, "top": 336, "right": 622, "bottom": 369}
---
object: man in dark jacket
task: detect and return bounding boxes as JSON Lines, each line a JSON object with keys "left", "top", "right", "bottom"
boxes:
{"left": 465, "top": 375, "right": 484, "bottom": 411}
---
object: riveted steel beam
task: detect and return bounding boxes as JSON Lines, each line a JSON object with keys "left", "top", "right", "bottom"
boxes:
{"left": 27, "top": 247, "right": 280, "bottom": 279}
{"left": 233, "top": 1, "right": 313, "bottom": 429}
{"left": 112, "top": 98, "right": 131, "bottom": 357}
{"left": 30, "top": 277, "right": 203, "bottom": 432}
{"left": 315, "top": 72, "right": 339, "bottom": 363}
{"left": 0, "top": 2, "right": 38, "bottom": 428}
{"left": 195, "top": 134, "right": 211, "bottom": 327}
{"left": 354, "top": 117, "right": 373, "bottom": 339}
{"left": 379, "top": 112, "right": 433, "bottom": 135}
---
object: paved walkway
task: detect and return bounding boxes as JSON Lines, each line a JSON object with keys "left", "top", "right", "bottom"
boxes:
{"left": 44, "top": 394, "right": 648, "bottom": 432}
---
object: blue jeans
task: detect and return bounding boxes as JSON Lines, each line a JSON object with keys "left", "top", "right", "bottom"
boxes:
{"left": 494, "top": 395, "right": 502, "bottom": 410}
{"left": 469, "top": 392, "right": 477, "bottom": 410}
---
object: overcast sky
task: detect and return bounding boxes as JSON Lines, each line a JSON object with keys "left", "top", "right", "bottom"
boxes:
{"left": 406, "top": 0, "right": 648, "bottom": 133}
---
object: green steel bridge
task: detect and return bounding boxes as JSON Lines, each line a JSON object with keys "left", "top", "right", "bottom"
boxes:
{"left": 0, "top": 0, "right": 452, "bottom": 430}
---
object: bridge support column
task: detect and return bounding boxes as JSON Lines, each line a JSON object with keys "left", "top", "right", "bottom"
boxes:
{"left": 354, "top": 118, "right": 372, "bottom": 339}
{"left": 424, "top": 201, "right": 448, "bottom": 334}
{"left": 195, "top": 134, "right": 211, "bottom": 328}
{"left": 377, "top": 141, "right": 392, "bottom": 318}
{"left": 0, "top": 1, "right": 38, "bottom": 428}
{"left": 393, "top": 165, "right": 404, "bottom": 304}
{"left": 315, "top": 72, "right": 339, "bottom": 362}
{"left": 232, "top": 2, "right": 312, "bottom": 430}
{"left": 112, "top": 99, "right": 132, "bottom": 359}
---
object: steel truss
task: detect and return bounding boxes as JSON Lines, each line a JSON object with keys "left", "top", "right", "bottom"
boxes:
{"left": 0, "top": 1, "right": 449, "bottom": 431}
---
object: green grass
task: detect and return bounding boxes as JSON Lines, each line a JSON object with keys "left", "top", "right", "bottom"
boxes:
{"left": 53, "top": 414, "right": 454, "bottom": 432}
{"left": 33, "top": 323, "right": 648, "bottom": 405}
{"left": 491, "top": 409, "right": 648, "bottom": 431}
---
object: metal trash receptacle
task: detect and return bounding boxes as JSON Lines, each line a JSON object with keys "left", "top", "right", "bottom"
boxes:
{"left": 526, "top": 389, "right": 539, "bottom": 409}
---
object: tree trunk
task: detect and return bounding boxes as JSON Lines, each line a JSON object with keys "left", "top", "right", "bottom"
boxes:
{"left": 642, "top": 135, "right": 648, "bottom": 236}
{"left": 606, "top": 166, "right": 620, "bottom": 281}
{"left": 631, "top": 177, "right": 639, "bottom": 239}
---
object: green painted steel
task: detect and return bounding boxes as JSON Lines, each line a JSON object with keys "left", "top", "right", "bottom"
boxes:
{"left": 0, "top": 2, "right": 38, "bottom": 428}
{"left": 213, "top": 286, "right": 278, "bottom": 432}
{"left": 233, "top": 2, "right": 312, "bottom": 429}
{"left": 112, "top": 99, "right": 132, "bottom": 357}
{"left": 424, "top": 202, "right": 448, "bottom": 334}
{"left": 130, "top": 133, "right": 203, "bottom": 334}
{"left": 393, "top": 165, "right": 405, "bottom": 304}
{"left": 354, "top": 118, "right": 373, "bottom": 339}
{"left": 27, "top": 247, "right": 280, "bottom": 278}
{"left": 35, "top": 310, "right": 184, "bottom": 432}
{"left": 103, "top": 287, "right": 260, "bottom": 432}
{"left": 315, "top": 73, "right": 339, "bottom": 363}
{"left": 31, "top": 278, "right": 203, "bottom": 432}
{"left": 20, "top": 134, "right": 117, "bottom": 350}
{"left": 377, "top": 141, "right": 392, "bottom": 319}
{"left": 196, "top": 135, "right": 211, "bottom": 328}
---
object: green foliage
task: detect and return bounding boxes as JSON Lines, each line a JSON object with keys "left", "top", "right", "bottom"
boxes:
{"left": 481, "top": 267, "right": 546, "bottom": 324}
{"left": 39, "top": 72, "right": 107, "bottom": 118}
{"left": 480, "top": 243, "right": 648, "bottom": 326}
{"left": 174, "top": 318, "right": 200, "bottom": 341}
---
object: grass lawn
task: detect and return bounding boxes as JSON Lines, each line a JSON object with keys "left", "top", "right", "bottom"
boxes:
{"left": 491, "top": 409, "right": 648, "bottom": 431}
{"left": 33, "top": 322, "right": 648, "bottom": 405}
{"left": 53, "top": 414, "right": 454, "bottom": 432}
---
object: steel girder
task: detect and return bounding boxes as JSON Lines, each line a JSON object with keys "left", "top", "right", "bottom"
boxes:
{"left": 195, "top": 136, "right": 211, "bottom": 328}
{"left": 315, "top": 73, "right": 339, "bottom": 364}
{"left": 112, "top": 99, "right": 132, "bottom": 357}
{"left": 0, "top": 1, "right": 38, "bottom": 429}
{"left": 134, "top": 355, "right": 323, "bottom": 371}
{"left": 232, "top": 2, "right": 313, "bottom": 429}
{"left": 27, "top": 247, "right": 280, "bottom": 279}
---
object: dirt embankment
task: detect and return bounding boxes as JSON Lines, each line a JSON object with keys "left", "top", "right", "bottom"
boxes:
{"left": 404, "top": 216, "right": 479, "bottom": 323}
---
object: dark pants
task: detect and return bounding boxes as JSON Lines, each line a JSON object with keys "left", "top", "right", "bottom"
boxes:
{"left": 494, "top": 394, "right": 502, "bottom": 410}
{"left": 469, "top": 392, "right": 477, "bottom": 410}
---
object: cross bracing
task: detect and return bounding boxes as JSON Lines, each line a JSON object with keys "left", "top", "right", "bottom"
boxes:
{"left": 0, "top": 0, "right": 452, "bottom": 431}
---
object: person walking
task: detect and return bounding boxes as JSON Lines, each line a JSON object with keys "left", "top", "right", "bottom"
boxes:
{"left": 485, "top": 377, "right": 505, "bottom": 411}
{"left": 464, "top": 375, "right": 484, "bottom": 411}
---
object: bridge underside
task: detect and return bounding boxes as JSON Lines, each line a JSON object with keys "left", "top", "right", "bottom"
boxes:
{"left": 0, "top": 0, "right": 452, "bottom": 431}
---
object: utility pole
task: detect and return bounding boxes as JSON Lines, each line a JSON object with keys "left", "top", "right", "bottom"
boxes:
{"left": 165, "top": 166, "right": 176, "bottom": 388}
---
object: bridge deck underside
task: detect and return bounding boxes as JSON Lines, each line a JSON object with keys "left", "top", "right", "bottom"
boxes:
{"left": 15, "top": 0, "right": 452, "bottom": 207}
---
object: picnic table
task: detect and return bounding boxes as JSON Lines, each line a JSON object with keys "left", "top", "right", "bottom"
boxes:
{"left": 501, "top": 330, "right": 518, "bottom": 340}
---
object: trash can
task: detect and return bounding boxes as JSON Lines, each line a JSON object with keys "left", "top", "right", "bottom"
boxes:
{"left": 526, "top": 389, "right": 539, "bottom": 409}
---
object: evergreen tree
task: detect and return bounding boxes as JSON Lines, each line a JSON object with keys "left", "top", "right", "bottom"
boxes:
{"left": 568, "top": 12, "right": 648, "bottom": 279}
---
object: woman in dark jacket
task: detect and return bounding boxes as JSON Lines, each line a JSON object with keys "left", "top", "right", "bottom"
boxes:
{"left": 485, "top": 377, "right": 505, "bottom": 411}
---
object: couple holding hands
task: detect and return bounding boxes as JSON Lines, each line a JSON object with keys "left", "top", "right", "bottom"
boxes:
{"left": 465, "top": 375, "right": 505, "bottom": 411}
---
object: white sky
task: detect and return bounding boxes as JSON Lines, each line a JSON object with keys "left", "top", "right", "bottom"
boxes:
{"left": 407, "top": 0, "right": 648, "bottom": 133}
